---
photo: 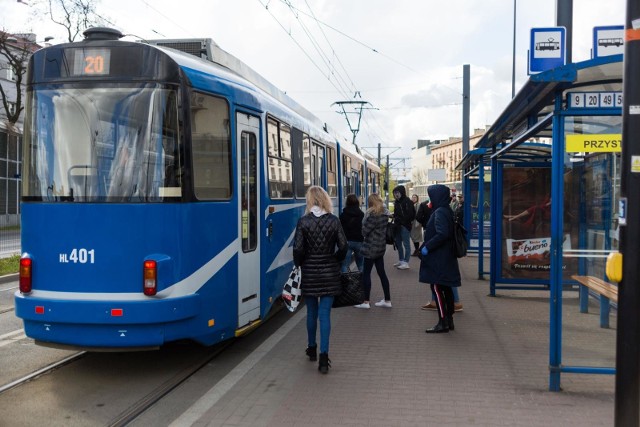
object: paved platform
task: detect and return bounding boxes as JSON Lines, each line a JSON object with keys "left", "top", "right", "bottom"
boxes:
{"left": 169, "top": 252, "right": 616, "bottom": 426}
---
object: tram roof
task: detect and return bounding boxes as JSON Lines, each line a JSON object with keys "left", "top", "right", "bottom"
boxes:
{"left": 458, "top": 54, "right": 623, "bottom": 172}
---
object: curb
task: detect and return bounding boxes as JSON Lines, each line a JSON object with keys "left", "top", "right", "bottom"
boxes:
{"left": 0, "top": 273, "right": 18, "bottom": 284}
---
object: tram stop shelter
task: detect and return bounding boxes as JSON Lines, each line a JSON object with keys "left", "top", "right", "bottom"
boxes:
{"left": 458, "top": 54, "right": 622, "bottom": 391}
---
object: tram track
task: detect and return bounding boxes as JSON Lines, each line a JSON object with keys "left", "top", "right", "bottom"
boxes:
{"left": 107, "top": 340, "right": 234, "bottom": 427}
{"left": 0, "top": 305, "right": 290, "bottom": 425}
{"left": 0, "top": 306, "right": 14, "bottom": 315}
{"left": 0, "top": 351, "right": 86, "bottom": 395}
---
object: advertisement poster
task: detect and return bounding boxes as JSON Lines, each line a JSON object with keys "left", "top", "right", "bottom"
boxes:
{"left": 501, "top": 167, "right": 562, "bottom": 279}
{"left": 506, "top": 234, "right": 571, "bottom": 271}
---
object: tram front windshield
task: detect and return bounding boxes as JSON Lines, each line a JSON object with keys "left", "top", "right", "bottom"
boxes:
{"left": 23, "top": 84, "right": 181, "bottom": 202}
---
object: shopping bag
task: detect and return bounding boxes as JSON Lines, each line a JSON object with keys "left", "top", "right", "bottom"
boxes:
{"left": 333, "top": 269, "right": 365, "bottom": 308}
{"left": 282, "top": 266, "right": 303, "bottom": 312}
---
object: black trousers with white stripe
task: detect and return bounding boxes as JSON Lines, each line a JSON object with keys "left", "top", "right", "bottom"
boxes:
{"left": 431, "top": 283, "right": 454, "bottom": 320}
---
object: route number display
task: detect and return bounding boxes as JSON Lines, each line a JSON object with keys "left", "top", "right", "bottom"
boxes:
{"left": 567, "top": 92, "right": 622, "bottom": 109}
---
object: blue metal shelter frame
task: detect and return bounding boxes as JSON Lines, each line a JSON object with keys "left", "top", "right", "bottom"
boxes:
{"left": 458, "top": 55, "right": 622, "bottom": 391}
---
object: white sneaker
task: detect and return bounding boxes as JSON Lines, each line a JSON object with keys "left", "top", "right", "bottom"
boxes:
{"left": 354, "top": 302, "right": 370, "bottom": 309}
{"left": 393, "top": 261, "right": 401, "bottom": 267}
{"left": 397, "top": 261, "right": 410, "bottom": 270}
{"left": 374, "top": 299, "right": 392, "bottom": 308}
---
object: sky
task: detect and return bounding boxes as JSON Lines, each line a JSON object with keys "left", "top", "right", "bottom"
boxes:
{"left": 1, "top": 0, "right": 627, "bottom": 175}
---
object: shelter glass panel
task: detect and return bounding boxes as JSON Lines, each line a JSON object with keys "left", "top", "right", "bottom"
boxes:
{"left": 563, "top": 116, "right": 621, "bottom": 281}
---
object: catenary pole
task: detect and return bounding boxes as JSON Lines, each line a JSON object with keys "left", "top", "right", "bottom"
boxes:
{"left": 614, "top": 1, "right": 640, "bottom": 425}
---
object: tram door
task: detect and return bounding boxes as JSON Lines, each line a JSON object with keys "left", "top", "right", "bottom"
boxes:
{"left": 236, "top": 113, "right": 260, "bottom": 327}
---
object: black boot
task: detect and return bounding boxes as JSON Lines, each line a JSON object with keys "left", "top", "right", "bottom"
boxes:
{"left": 447, "top": 316, "right": 455, "bottom": 331}
{"left": 425, "top": 318, "right": 449, "bottom": 333}
{"left": 305, "top": 345, "right": 317, "bottom": 361}
{"left": 318, "top": 352, "right": 331, "bottom": 374}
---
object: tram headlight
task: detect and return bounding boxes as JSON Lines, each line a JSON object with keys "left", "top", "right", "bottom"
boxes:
{"left": 19, "top": 256, "right": 33, "bottom": 294}
{"left": 143, "top": 260, "right": 157, "bottom": 296}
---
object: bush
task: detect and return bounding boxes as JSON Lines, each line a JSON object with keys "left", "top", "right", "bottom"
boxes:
{"left": 0, "top": 255, "right": 19, "bottom": 276}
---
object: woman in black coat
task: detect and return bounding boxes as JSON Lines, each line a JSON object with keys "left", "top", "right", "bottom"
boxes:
{"left": 419, "top": 184, "right": 461, "bottom": 333}
{"left": 339, "top": 193, "right": 365, "bottom": 272}
{"left": 293, "top": 186, "right": 348, "bottom": 373}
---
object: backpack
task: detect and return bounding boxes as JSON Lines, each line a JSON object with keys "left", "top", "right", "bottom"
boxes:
{"left": 453, "top": 219, "right": 468, "bottom": 258}
{"left": 385, "top": 220, "right": 396, "bottom": 245}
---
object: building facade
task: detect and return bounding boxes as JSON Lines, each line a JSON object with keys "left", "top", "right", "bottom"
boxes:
{"left": 0, "top": 32, "right": 40, "bottom": 227}
{"left": 410, "top": 128, "right": 488, "bottom": 200}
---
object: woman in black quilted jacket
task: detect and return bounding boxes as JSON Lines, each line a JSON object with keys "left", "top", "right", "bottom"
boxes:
{"left": 355, "top": 193, "right": 392, "bottom": 309}
{"left": 293, "top": 186, "right": 348, "bottom": 373}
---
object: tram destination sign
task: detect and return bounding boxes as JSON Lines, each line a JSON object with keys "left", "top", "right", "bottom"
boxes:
{"left": 567, "top": 91, "right": 622, "bottom": 109}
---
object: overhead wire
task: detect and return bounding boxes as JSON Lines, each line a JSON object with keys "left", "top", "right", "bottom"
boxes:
{"left": 137, "top": 0, "right": 196, "bottom": 37}
{"left": 301, "top": 0, "right": 358, "bottom": 94}
{"left": 277, "top": 0, "right": 423, "bottom": 75}
{"left": 256, "top": 0, "right": 350, "bottom": 99}
{"left": 281, "top": 0, "right": 353, "bottom": 99}
{"left": 284, "top": 0, "right": 386, "bottom": 147}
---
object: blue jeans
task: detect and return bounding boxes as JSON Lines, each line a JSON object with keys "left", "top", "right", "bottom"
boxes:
{"left": 342, "top": 241, "right": 364, "bottom": 272}
{"left": 363, "top": 257, "right": 391, "bottom": 301}
{"left": 306, "top": 295, "right": 334, "bottom": 354}
{"left": 395, "top": 226, "right": 412, "bottom": 263}
{"left": 431, "top": 286, "right": 460, "bottom": 302}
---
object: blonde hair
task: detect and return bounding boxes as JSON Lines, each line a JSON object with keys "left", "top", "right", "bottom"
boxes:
{"left": 305, "top": 186, "right": 333, "bottom": 214}
{"left": 367, "top": 193, "right": 385, "bottom": 215}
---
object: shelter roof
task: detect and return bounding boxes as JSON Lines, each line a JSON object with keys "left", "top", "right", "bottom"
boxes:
{"left": 458, "top": 55, "right": 623, "bottom": 173}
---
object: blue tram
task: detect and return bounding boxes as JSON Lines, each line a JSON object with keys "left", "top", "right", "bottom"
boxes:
{"left": 15, "top": 28, "right": 381, "bottom": 349}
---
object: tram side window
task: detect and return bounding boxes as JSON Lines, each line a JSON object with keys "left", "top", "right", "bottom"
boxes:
{"left": 369, "top": 171, "right": 377, "bottom": 194}
{"left": 267, "top": 117, "right": 293, "bottom": 198}
{"left": 191, "top": 92, "right": 232, "bottom": 200}
{"left": 292, "top": 129, "right": 311, "bottom": 198}
{"left": 342, "top": 155, "right": 352, "bottom": 195}
{"left": 326, "top": 147, "right": 337, "bottom": 197}
{"left": 359, "top": 165, "right": 364, "bottom": 198}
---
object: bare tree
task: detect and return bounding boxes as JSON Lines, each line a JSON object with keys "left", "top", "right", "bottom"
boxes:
{"left": 0, "top": 32, "right": 38, "bottom": 126}
{"left": 33, "top": 0, "right": 106, "bottom": 42}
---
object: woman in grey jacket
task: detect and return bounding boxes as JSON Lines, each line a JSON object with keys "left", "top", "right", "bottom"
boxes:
{"left": 355, "top": 193, "right": 392, "bottom": 309}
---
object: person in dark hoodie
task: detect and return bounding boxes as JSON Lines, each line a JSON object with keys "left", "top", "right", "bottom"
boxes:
{"left": 419, "top": 184, "right": 461, "bottom": 333}
{"left": 339, "top": 194, "right": 365, "bottom": 272}
{"left": 392, "top": 185, "right": 415, "bottom": 270}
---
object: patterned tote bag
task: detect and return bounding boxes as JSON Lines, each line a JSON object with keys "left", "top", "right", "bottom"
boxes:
{"left": 282, "top": 266, "right": 303, "bottom": 312}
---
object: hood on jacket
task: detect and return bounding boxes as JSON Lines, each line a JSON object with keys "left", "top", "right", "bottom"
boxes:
{"left": 392, "top": 185, "right": 407, "bottom": 200}
{"left": 427, "top": 184, "right": 451, "bottom": 209}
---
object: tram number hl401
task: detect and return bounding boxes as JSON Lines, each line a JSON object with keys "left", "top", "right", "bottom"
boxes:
{"left": 59, "top": 248, "right": 95, "bottom": 264}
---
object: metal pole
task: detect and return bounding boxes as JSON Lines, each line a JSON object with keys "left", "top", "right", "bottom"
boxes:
{"left": 478, "top": 160, "right": 485, "bottom": 279}
{"left": 615, "top": 1, "right": 640, "bottom": 423}
{"left": 462, "top": 65, "right": 470, "bottom": 158}
{"left": 549, "top": 94, "right": 565, "bottom": 392}
{"left": 512, "top": 0, "right": 517, "bottom": 98}
{"left": 385, "top": 154, "right": 390, "bottom": 206}
{"left": 555, "top": 0, "right": 573, "bottom": 64}
{"left": 378, "top": 142, "right": 381, "bottom": 167}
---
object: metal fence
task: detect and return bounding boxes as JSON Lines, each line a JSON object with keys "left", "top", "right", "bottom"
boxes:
{"left": 0, "top": 226, "right": 20, "bottom": 258}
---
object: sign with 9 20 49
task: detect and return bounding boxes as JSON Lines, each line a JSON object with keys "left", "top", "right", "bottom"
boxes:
{"left": 567, "top": 91, "right": 622, "bottom": 109}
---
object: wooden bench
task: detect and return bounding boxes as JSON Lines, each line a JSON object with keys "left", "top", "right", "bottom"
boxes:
{"left": 571, "top": 275, "right": 618, "bottom": 328}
